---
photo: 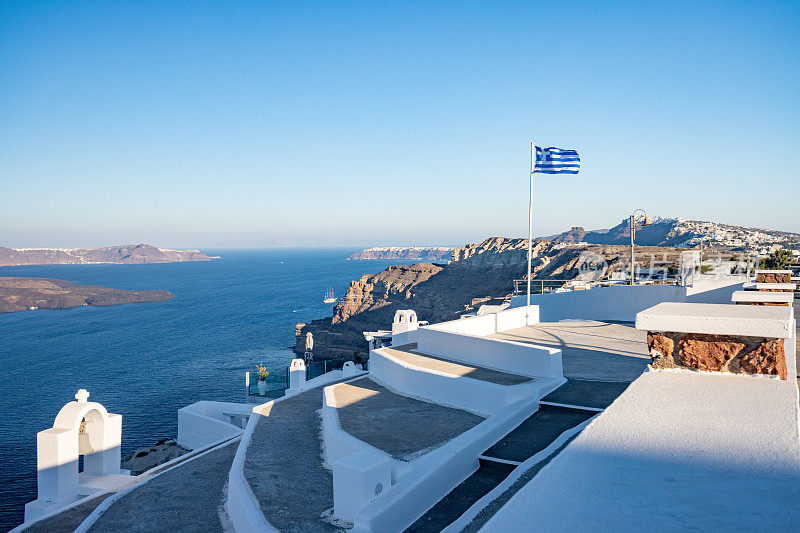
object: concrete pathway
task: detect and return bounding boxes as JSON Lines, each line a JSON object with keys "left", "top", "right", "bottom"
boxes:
{"left": 20, "top": 493, "right": 112, "bottom": 533}
{"left": 244, "top": 385, "right": 342, "bottom": 533}
{"left": 383, "top": 345, "right": 534, "bottom": 386}
{"left": 333, "top": 378, "right": 485, "bottom": 460}
{"left": 490, "top": 320, "right": 649, "bottom": 382}
{"left": 481, "top": 405, "right": 596, "bottom": 464}
{"left": 540, "top": 379, "right": 632, "bottom": 409}
{"left": 86, "top": 439, "right": 239, "bottom": 532}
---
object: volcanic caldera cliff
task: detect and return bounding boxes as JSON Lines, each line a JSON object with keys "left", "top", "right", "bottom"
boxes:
{"left": 296, "top": 237, "right": 680, "bottom": 359}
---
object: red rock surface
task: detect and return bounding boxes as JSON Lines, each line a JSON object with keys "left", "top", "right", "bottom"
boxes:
{"left": 739, "top": 339, "right": 787, "bottom": 380}
{"left": 647, "top": 333, "right": 674, "bottom": 358}
{"left": 756, "top": 273, "right": 791, "bottom": 283}
{"left": 678, "top": 334, "right": 745, "bottom": 372}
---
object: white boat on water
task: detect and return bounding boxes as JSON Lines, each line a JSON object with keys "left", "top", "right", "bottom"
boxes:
{"left": 323, "top": 288, "right": 336, "bottom": 303}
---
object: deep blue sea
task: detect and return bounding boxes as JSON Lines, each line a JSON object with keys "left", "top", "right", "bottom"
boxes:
{"left": 0, "top": 249, "right": 404, "bottom": 531}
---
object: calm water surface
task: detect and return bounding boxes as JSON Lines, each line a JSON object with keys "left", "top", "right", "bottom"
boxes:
{"left": 0, "top": 249, "right": 403, "bottom": 531}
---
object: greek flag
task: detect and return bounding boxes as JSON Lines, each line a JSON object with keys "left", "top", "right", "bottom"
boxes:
{"left": 534, "top": 146, "right": 580, "bottom": 174}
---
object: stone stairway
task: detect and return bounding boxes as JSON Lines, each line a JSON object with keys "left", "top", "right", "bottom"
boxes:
{"left": 404, "top": 379, "right": 632, "bottom": 533}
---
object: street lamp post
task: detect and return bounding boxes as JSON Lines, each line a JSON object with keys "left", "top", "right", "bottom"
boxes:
{"left": 698, "top": 238, "right": 703, "bottom": 274}
{"left": 629, "top": 209, "right": 649, "bottom": 285}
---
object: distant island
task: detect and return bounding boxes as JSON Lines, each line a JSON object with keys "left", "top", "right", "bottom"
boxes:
{"left": 0, "top": 277, "right": 174, "bottom": 314}
{"left": 347, "top": 246, "right": 454, "bottom": 261}
{"left": 0, "top": 244, "right": 215, "bottom": 267}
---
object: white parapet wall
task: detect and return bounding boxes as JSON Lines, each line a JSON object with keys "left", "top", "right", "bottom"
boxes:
{"left": 321, "top": 383, "right": 402, "bottom": 524}
{"left": 369, "top": 347, "right": 560, "bottom": 417}
{"left": 509, "top": 279, "right": 745, "bottom": 322}
{"left": 731, "top": 290, "right": 794, "bottom": 305}
{"left": 413, "top": 306, "right": 560, "bottom": 378}
{"left": 743, "top": 282, "right": 797, "bottom": 291}
{"left": 414, "top": 331, "right": 561, "bottom": 379}
{"left": 177, "top": 401, "right": 250, "bottom": 450}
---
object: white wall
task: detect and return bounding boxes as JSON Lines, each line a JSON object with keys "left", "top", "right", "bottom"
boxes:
{"left": 177, "top": 401, "right": 248, "bottom": 450}
{"left": 685, "top": 279, "right": 745, "bottom": 304}
{"left": 415, "top": 329, "right": 562, "bottom": 378}
{"left": 509, "top": 281, "right": 744, "bottom": 323}
{"left": 495, "top": 305, "right": 539, "bottom": 331}
{"left": 369, "top": 348, "right": 555, "bottom": 416}
{"left": 423, "top": 306, "right": 539, "bottom": 336}
{"left": 390, "top": 329, "right": 419, "bottom": 347}
{"left": 426, "top": 314, "right": 498, "bottom": 336}
{"left": 409, "top": 306, "right": 559, "bottom": 379}
{"left": 787, "top": 318, "right": 797, "bottom": 380}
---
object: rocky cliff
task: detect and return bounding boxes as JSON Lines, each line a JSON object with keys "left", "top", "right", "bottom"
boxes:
{"left": 347, "top": 246, "right": 455, "bottom": 261}
{"left": 0, "top": 244, "right": 213, "bottom": 267}
{"left": 332, "top": 263, "right": 444, "bottom": 323}
{"left": 295, "top": 237, "right": 678, "bottom": 358}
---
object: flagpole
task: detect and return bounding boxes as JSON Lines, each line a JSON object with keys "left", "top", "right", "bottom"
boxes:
{"left": 527, "top": 142, "right": 534, "bottom": 307}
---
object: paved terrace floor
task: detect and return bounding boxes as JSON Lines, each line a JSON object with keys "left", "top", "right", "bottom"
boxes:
{"left": 489, "top": 320, "right": 650, "bottom": 382}
{"left": 244, "top": 381, "right": 349, "bottom": 533}
{"left": 20, "top": 493, "right": 112, "bottom": 533}
{"left": 383, "top": 344, "right": 534, "bottom": 386}
{"left": 333, "top": 377, "right": 485, "bottom": 461}
{"left": 86, "top": 439, "right": 238, "bottom": 532}
{"left": 479, "top": 370, "right": 800, "bottom": 531}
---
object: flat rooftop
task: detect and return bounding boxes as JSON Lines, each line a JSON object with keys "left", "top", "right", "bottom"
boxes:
{"left": 332, "top": 377, "right": 485, "bottom": 460}
{"left": 383, "top": 344, "right": 535, "bottom": 386}
{"left": 488, "top": 320, "right": 649, "bottom": 382}
{"left": 481, "top": 369, "right": 800, "bottom": 531}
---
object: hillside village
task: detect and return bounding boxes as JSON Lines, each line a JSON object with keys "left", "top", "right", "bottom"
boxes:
{"left": 547, "top": 216, "right": 800, "bottom": 254}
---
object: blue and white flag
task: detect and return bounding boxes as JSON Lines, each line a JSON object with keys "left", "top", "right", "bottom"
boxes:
{"left": 534, "top": 146, "right": 580, "bottom": 174}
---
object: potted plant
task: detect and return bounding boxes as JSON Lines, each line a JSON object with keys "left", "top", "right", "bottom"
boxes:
{"left": 256, "top": 363, "right": 269, "bottom": 396}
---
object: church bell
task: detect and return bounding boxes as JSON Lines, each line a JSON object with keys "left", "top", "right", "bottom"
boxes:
{"left": 78, "top": 420, "right": 94, "bottom": 455}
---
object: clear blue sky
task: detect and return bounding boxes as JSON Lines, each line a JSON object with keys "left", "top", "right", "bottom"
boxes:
{"left": 1, "top": 1, "right": 798, "bottom": 248}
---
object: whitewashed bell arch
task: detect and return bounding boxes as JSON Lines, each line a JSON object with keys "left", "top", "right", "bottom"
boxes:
{"left": 392, "top": 310, "right": 418, "bottom": 335}
{"left": 25, "top": 389, "right": 125, "bottom": 522}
